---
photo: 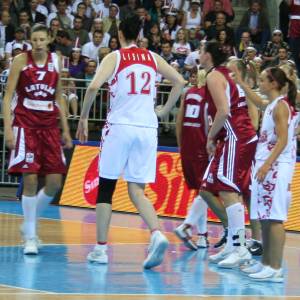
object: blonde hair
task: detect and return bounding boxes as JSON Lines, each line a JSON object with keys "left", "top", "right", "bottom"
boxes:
{"left": 279, "top": 62, "right": 298, "bottom": 86}
{"left": 197, "top": 69, "right": 207, "bottom": 87}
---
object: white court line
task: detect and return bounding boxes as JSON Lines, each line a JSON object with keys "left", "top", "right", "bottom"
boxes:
{"left": 0, "top": 283, "right": 53, "bottom": 294}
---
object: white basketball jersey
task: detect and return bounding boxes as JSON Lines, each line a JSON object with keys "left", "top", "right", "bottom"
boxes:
{"left": 107, "top": 45, "right": 158, "bottom": 128}
{"left": 255, "top": 96, "right": 298, "bottom": 163}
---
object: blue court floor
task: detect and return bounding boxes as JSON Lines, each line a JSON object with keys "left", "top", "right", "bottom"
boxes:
{"left": 0, "top": 200, "right": 300, "bottom": 298}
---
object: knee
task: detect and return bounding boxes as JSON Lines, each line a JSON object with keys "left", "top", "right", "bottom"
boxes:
{"left": 45, "top": 179, "right": 62, "bottom": 196}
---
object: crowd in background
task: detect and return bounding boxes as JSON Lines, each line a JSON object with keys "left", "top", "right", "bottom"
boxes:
{"left": 0, "top": 0, "right": 298, "bottom": 119}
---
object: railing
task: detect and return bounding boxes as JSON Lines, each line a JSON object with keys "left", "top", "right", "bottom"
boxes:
{"left": 0, "top": 78, "right": 178, "bottom": 185}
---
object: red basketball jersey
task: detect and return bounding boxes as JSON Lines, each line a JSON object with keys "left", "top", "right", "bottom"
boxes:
{"left": 181, "top": 86, "right": 208, "bottom": 158}
{"left": 289, "top": 0, "right": 300, "bottom": 38}
{"left": 12, "top": 51, "right": 60, "bottom": 129}
{"left": 205, "top": 66, "right": 256, "bottom": 141}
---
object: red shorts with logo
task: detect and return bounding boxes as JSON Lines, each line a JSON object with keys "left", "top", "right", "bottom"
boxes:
{"left": 181, "top": 152, "right": 209, "bottom": 190}
{"left": 201, "top": 137, "right": 257, "bottom": 196}
{"left": 8, "top": 126, "right": 66, "bottom": 175}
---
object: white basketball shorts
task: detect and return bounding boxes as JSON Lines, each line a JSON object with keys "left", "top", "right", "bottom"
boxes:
{"left": 250, "top": 159, "right": 295, "bottom": 221}
{"left": 99, "top": 123, "right": 158, "bottom": 183}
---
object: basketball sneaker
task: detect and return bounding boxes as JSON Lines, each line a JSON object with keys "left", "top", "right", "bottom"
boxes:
{"left": 248, "top": 266, "right": 284, "bottom": 283}
{"left": 196, "top": 232, "right": 209, "bottom": 248}
{"left": 174, "top": 224, "right": 198, "bottom": 251}
{"left": 247, "top": 240, "right": 263, "bottom": 256}
{"left": 87, "top": 245, "right": 108, "bottom": 264}
{"left": 20, "top": 223, "right": 42, "bottom": 249}
{"left": 23, "top": 237, "right": 39, "bottom": 255}
{"left": 214, "top": 228, "right": 228, "bottom": 248}
{"left": 240, "top": 261, "right": 263, "bottom": 274}
{"left": 208, "top": 244, "right": 234, "bottom": 263}
{"left": 218, "top": 246, "right": 252, "bottom": 268}
{"left": 143, "top": 231, "right": 169, "bottom": 269}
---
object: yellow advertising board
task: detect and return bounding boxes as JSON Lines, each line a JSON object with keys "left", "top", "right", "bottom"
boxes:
{"left": 60, "top": 145, "right": 300, "bottom": 231}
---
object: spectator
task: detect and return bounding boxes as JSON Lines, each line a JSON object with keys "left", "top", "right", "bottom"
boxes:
{"left": 5, "top": 28, "right": 32, "bottom": 59}
{"left": 54, "top": 29, "right": 73, "bottom": 56}
{"left": 18, "top": 10, "right": 31, "bottom": 40}
{"left": 182, "top": 0, "right": 202, "bottom": 31}
{"left": 148, "top": 0, "right": 163, "bottom": 25}
{"left": 136, "top": 6, "right": 152, "bottom": 38}
{"left": 187, "top": 28, "right": 201, "bottom": 50}
{"left": 203, "top": 0, "right": 234, "bottom": 20}
{"left": 26, "top": 0, "right": 47, "bottom": 25}
{"left": 93, "top": 0, "right": 118, "bottom": 19}
{"left": 253, "top": 56, "right": 263, "bottom": 73}
{"left": 69, "top": 46, "right": 86, "bottom": 80}
{"left": 84, "top": 59, "right": 97, "bottom": 85}
{"left": 160, "top": 40, "right": 176, "bottom": 64}
{"left": 49, "top": 18, "right": 62, "bottom": 46}
{"left": 75, "top": 1, "right": 93, "bottom": 31}
{"left": 36, "top": 0, "right": 49, "bottom": 17}
{"left": 147, "top": 22, "right": 162, "bottom": 53}
{"left": 162, "top": 9, "right": 182, "bottom": 41}
{"left": 108, "top": 36, "right": 120, "bottom": 51}
{"left": 72, "top": 0, "right": 95, "bottom": 19}
{"left": 184, "top": 47, "right": 200, "bottom": 73}
{"left": 137, "top": 37, "right": 149, "bottom": 49}
{"left": 89, "top": 18, "right": 110, "bottom": 46}
{"left": 237, "top": 31, "right": 254, "bottom": 58}
{"left": 237, "top": 0, "right": 270, "bottom": 49}
{"left": 217, "top": 29, "right": 236, "bottom": 56}
{"left": 0, "top": 11, "right": 15, "bottom": 45}
{"left": 262, "top": 29, "right": 291, "bottom": 69}
{"left": 102, "top": 4, "right": 120, "bottom": 37}
{"left": 204, "top": 0, "right": 234, "bottom": 29}
{"left": 82, "top": 30, "right": 108, "bottom": 61}
{"left": 205, "top": 12, "right": 234, "bottom": 45}
{"left": 172, "top": 28, "right": 191, "bottom": 68}
{"left": 243, "top": 46, "right": 258, "bottom": 62}
{"left": 272, "top": 47, "right": 291, "bottom": 66}
{"left": 120, "top": 0, "right": 139, "bottom": 21}
{"left": 68, "top": 15, "right": 90, "bottom": 46}
{"left": 47, "top": 0, "right": 74, "bottom": 30}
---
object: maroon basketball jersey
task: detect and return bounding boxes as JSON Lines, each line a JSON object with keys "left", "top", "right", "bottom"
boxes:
{"left": 12, "top": 51, "right": 60, "bottom": 129}
{"left": 289, "top": 0, "right": 300, "bottom": 38}
{"left": 205, "top": 66, "right": 256, "bottom": 141}
{"left": 181, "top": 86, "right": 208, "bottom": 158}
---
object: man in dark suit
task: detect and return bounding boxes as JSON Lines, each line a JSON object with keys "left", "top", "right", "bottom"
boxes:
{"left": 237, "top": 0, "right": 270, "bottom": 50}
{"left": 0, "top": 10, "right": 15, "bottom": 44}
{"left": 26, "top": 0, "right": 46, "bottom": 25}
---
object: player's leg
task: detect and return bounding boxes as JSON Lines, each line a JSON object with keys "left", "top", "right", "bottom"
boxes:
{"left": 22, "top": 173, "right": 39, "bottom": 254}
{"left": 195, "top": 197, "right": 209, "bottom": 248}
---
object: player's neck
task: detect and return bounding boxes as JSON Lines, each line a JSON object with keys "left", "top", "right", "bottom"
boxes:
{"left": 268, "top": 90, "right": 282, "bottom": 102}
{"left": 121, "top": 40, "right": 136, "bottom": 48}
{"left": 32, "top": 50, "right": 48, "bottom": 64}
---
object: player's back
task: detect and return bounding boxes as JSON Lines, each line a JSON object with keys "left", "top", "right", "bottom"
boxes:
{"left": 206, "top": 66, "right": 256, "bottom": 141}
{"left": 13, "top": 51, "right": 60, "bottom": 129}
{"left": 107, "top": 45, "right": 158, "bottom": 128}
{"left": 181, "top": 86, "right": 208, "bottom": 158}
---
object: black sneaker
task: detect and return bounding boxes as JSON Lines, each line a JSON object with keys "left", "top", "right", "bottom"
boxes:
{"left": 214, "top": 228, "right": 228, "bottom": 248}
{"left": 248, "top": 240, "right": 263, "bottom": 256}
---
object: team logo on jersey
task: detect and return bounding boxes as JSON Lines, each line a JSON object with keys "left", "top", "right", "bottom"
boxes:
{"left": 25, "top": 152, "right": 34, "bottom": 163}
{"left": 48, "top": 63, "right": 54, "bottom": 72}
{"left": 207, "top": 173, "right": 214, "bottom": 184}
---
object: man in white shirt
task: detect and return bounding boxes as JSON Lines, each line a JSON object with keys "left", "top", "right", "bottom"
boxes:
{"left": 82, "top": 30, "right": 108, "bottom": 61}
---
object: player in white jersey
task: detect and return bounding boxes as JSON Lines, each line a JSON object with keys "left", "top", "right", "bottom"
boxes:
{"left": 233, "top": 66, "right": 298, "bottom": 282}
{"left": 76, "top": 14, "right": 185, "bottom": 269}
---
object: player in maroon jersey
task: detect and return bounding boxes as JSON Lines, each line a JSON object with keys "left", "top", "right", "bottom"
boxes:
{"left": 3, "top": 24, "right": 72, "bottom": 255}
{"left": 174, "top": 69, "right": 228, "bottom": 250}
{"left": 199, "top": 41, "right": 258, "bottom": 268}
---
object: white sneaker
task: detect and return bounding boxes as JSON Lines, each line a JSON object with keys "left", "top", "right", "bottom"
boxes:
{"left": 174, "top": 224, "right": 198, "bottom": 250}
{"left": 87, "top": 245, "right": 108, "bottom": 264}
{"left": 20, "top": 223, "right": 42, "bottom": 249}
{"left": 240, "top": 261, "right": 263, "bottom": 274}
{"left": 218, "top": 246, "right": 251, "bottom": 268}
{"left": 23, "top": 238, "right": 39, "bottom": 255}
{"left": 208, "top": 244, "right": 234, "bottom": 263}
{"left": 196, "top": 234, "right": 209, "bottom": 248}
{"left": 143, "top": 231, "right": 169, "bottom": 269}
{"left": 249, "top": 266, "right": 284, "bottom": 283}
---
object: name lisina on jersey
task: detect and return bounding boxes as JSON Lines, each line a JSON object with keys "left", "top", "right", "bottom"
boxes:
{"left": 121, "top": 52, "right": 152, "bottom": 62}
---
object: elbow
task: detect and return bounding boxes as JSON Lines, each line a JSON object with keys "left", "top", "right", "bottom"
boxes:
{"left": 177, "top": 77, "right": 186, "bottom": 87}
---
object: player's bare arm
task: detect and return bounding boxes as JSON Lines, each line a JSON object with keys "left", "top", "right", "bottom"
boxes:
{"left": 2, "top": 53, "right": 26, "bottom": 149}
{"left": 55, "top": 59, "right": 73, "bottom": 149}
{"left": 153, "top": 53, "right": 185, "bottom": 117}
{"left": 175, "top": 94, "right": 185, "bottom": 149}
{"left": 76, "top": 52, "right": 117, "bottom": 143}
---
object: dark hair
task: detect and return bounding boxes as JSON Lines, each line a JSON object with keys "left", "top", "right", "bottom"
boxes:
{"left": 31, "top": 23, "right": 49, "bottom": 35}
{"left": 204, "top": 40, "right": 229, "bottom": 67}
{"left": 108, "top": 36, "right": 121, "bottom": 50}
{"left": 119, "top": 14, "right": 141, "bottom": 41}
{"left": 266, "top": 67, "right": 297, "bottom": 108}
{"left": 93, "top": 29, "right": 104, "bottom": 37}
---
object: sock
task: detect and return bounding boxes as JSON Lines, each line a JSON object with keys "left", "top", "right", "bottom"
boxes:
{"left": 97, "top": 241, "right": 107, "bottom": 245}
{"left": 36, "top": 188, "right": 54, "bottom": 218}
{"left": 22, "top": 195, "right": 38, "bottom": 239}
{"left": 184, "top": 195, "right": 203, "bottom": 227}
{"left": 226, "top": 203, "right": 246, "bottom": 248}
{"left": 196, "top": 196, "right": 208, "bottom": 234}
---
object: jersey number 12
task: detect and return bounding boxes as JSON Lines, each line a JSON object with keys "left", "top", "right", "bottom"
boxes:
{"left": 127, "top": 71, "right": 151, "bottom": 95}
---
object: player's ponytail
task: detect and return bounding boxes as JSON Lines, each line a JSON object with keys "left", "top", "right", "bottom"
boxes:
{"left": 286, "top": 78, "right": 297, "bottom": 109}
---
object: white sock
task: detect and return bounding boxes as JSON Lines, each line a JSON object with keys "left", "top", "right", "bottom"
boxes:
{"left": 22, "top": 195, "right": 38, "bottom": 239}
{"left": 196, "top": 197, "right": 208, "bottom": 234}
{"left": 226, "top": 203, "right": 245, "bottom": 247}
{"left": 184, "top": 195, "right": 203, "bottom": 226}
{"left": 36, "top": 188, "right": 54, "bottom": 218}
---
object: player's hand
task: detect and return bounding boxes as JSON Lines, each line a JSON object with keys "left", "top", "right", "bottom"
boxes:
{"left": 4, "top": 128, "right": 15, "bottom": 150}
{"left": 255, "top": 163, "right": 270, "bottom": 183}
{"left": 155, "top": 105, "right": 165, "bottom": 118}
{"left": 62, "top": 131, "right": 73, "bottom": 149}
{"left": 76, "top": 118, "right": 88, "bottom": 143}
{"left": 206, "top": 138, "right": 216, "bottom": 156}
